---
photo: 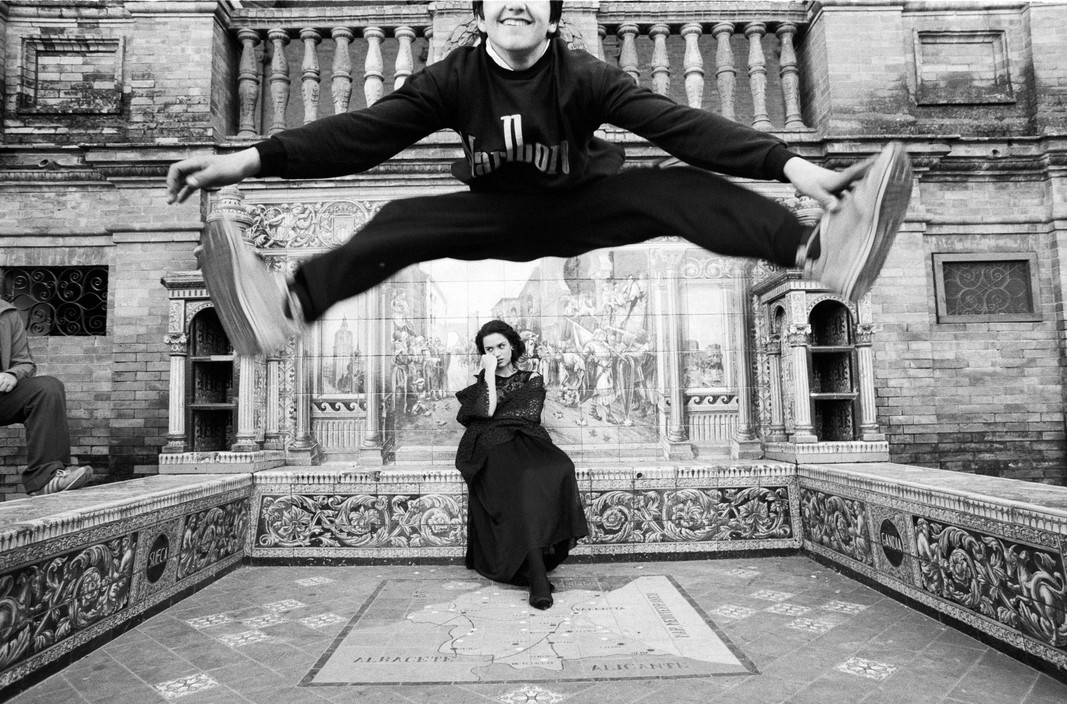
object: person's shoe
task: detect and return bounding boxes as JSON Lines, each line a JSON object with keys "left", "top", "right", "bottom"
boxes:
{"left": 200, "top": 216, "right": 304, "bottom": 356}
{"left": 30, "top": 465, "right": 93, "bottom": 496}
{"left": 529, "top": 593, "right": 553, "bottom": 610}
{"left": 802, "top": 142, "right": 913, "bottom": 302}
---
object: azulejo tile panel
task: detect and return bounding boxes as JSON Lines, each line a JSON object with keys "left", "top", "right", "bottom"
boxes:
{"left": 0, "top": 534, "right": 137, "bottom": 675}
{"left": 178, "top": 498, "right": 250, "bottom": 580}
{"left": 256, "top": 493, "right": 464, "bottom": 550}
{"left": 632, "top": 486, "right": 793, "bottom": 543}
{"left": 914, "top": 516, "right": 1067, "bottom": 650}
{"left": 799, "top": 487, "right": 873, "bottom": 566}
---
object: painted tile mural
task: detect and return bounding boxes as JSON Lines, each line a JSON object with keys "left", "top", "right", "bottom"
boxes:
{"left": 178, "top": 498, "right": 250, "bottom": 580}
{"left": 799, "top": 488, "right": 874, "bottom": 566}
{"left": 256, "top": 493, "right": 464, "bottom": 549}
{"left": 914, "top": 517, "right": 1067, "bottom": 650}
{"left": 0, "top": 534, "right": 136, "bottom": 676}
{"left": 302, "top": 243, "right": 743, "bottom": 461}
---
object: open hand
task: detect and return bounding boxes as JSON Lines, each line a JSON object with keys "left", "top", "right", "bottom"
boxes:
{"left": 166, "top": 149, "right": 262, "bottom": 204}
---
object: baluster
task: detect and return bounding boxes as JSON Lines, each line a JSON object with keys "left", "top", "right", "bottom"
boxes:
{"left": 617, "top": 23, "right": 640, "bottom": 84}
{"left": 363, "top": 26, "right": 385, "bottom": 106}
{"left": 597, "top": 24, "right": 607, "bottom": 61}
{"left": 712, "top": 22, "right": 736, "bottom": 121}
{"left": 681, "top": 23, "right": 704, "bottom": 108}
{"left": 777, "top": 23, "right": 805, "bottom": 129}
{"left": 331, "top": 27, "right": 354, "bottom": 114}
{"left": 299, "top": 28, "right": 321, "bottom": 124}
{"left": 745, "top": 22, "right": 772, "bottom": 130}
{"left": 394, "top": 26, "right": 415, "bottom": 90}
{"left": 267, "top": 28, "right": 291, "bottom": 134}
{"left": 424, "top": 26, "right": 437, "bottom": 64}
{"left": 236, "top": 28, "right": 261, "bottom": 137}
{"left": 650, "top": 24, "right": 670, "bottom": 96}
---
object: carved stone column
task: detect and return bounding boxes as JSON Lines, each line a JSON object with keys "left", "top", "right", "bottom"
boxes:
{"left": 232, "top": 355, "right": 259, "bottom": 451}
{"left": 363, "top": 26, "right": 385, "bottom": 106}
{"left": 263, "top": 354, "right": 282, "bottom": 450}
{"left": 731, "top": 273, "right": 762, "bottom": 459}
{"left": 267, "top": 28, "right": 290, "bottom": 135}
{"left": 788, "top": 324, "right": 818, "bottom": 443}
{"left": 236, "top": 29, "right": 261, "bottom": 137}
{"left": 163, "top": 331, "right": 188, "bottom": 453}
{"left": 394, "top": 26, "right": 416, "bottom": 90}
{"left": 300, "top": 28, "right": 321, "bottom": 125}
{"left": 650, "top": 24, "right": 670, "bottom": 96}
{"left": 766, "top": 337, "right": 787, "bottom": 442}
{"left": 712, "top": 22, "right": 736, "bottom": 121}
{"left": 855, "top": 324, "right": 884, "bottom": 441}
{"left": 287, "top": 335, "right": 322, "bottom": 464}
{"left": 776, "top": 23, "right": 805, "bottom": 129}
{"left": 331, "top": 27, "right": 354, "bottom": 114}
{"left": 617, "top": 23, "right": 640, "bottom": 84}
{"left": 681, "top": 23, "right": 704, "bottom": 108}
{"left": 745, "top": 22, "right": 772, "bottom": 130}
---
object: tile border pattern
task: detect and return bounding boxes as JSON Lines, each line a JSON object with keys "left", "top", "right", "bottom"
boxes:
{"left": 798, "top": 466, "right": 1067, "bottom": 671}
{"left": 0, "top": 483, "right": 252, "bottom": 698}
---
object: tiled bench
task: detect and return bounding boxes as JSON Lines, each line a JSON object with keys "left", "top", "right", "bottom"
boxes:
{"left": 1, "top": 461, "right": 1064, "bottom": 697}
{"left": 0, "top": 475, "right": 252, "bottom": 695}
{"left": 800, "top": 462, "right": 1067, "bottom": 673}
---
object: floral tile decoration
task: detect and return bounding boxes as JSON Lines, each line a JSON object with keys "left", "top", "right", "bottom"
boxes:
{"left": 153, "top": 673, "right": 220, "bottom": 699}
{"left": 835, "top": 657, "right": 898, "bottom": 680}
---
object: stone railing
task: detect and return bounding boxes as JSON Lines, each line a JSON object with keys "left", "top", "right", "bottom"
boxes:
{"left": 224, "top": 1, "right": 811, "bottom": 137}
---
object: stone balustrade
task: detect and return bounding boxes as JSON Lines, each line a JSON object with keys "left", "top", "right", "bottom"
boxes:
{"left": 225, "top": 2, "right": 811, "bottom": 137}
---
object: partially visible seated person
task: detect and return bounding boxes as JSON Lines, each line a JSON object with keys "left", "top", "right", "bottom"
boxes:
{"left": 0, "top": 301, "right": 93, "bottom": 496}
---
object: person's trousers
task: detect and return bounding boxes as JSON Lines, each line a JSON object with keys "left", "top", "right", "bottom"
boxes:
{"left": 291, "top": 166, "right": 806, "bottom": 322}
{"left": 0, "top": 376, "right": 71, "bottom": 493}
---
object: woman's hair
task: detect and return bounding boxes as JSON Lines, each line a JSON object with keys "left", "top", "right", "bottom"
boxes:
{"left": 471, "top": 1, "right": 564, "bottom": 37}
{"left": 475, "top": 319, "right": 526, "bottom": 364}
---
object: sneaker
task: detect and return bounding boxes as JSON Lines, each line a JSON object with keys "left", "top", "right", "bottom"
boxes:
{"left": 30, "top": 465, "right": 93, "bottom": 496}
{"left": 803, "top": 142, "right": 913, "bottom": 302}
{"left": 200, "top": 215, "right": 303, "bottom": 356}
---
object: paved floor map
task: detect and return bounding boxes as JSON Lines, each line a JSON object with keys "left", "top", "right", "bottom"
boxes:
{"left": 304, "top": 575, "right": 755, "bottom": 685}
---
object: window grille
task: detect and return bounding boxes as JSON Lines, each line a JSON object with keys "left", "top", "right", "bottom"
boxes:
{"left": 933, "top": 253, "right": 1040, "bottom": 323}
{"left": 0, "top": 266, "right": 108, "bottom": 336}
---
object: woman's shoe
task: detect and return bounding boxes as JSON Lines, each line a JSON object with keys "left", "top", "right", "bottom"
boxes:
{"left": 529, "top": 593, "right": 553, "bottom": 610}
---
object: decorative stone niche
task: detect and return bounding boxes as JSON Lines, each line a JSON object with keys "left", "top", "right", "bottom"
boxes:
{"left": 753, "top": 272, "right": 888, "bottom": 464}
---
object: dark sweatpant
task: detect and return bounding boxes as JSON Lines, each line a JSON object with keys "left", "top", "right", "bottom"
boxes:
{"left": 0, "top": 376, "right": 71, "bottom": 493}
{"left": 291, "top": 167, "right": 806, "bottom": 322}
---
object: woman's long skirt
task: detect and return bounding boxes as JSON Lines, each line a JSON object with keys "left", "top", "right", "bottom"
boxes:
{"left": 465, "top": 433, "right": 589, "bottom": 585}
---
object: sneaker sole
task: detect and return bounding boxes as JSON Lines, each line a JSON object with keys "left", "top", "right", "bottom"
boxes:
{"left": 841, "top": 143, "right": 913, "bottom": 301}
{"left": 201, "top": 218, "right": 270, "bottom": 356}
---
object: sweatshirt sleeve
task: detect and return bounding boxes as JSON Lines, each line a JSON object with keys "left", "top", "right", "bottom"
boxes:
{"left": 1, "top": 313, "right": 37, "bottom": 381}
{"left": 594, "top": 62, "right": 799, "bottom": 182}
{"left": 254, "top": 64, "right": 450, "bottom": 179}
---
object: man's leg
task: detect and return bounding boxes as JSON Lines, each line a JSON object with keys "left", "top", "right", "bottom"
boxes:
{"left": 292, "top": 167, "right": 805, "bottom": 322}
{"left": 0, "top": 376, "right": 71, "bottom": 494}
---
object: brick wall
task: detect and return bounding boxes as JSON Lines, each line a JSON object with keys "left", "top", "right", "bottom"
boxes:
{"left": 871, "top": 175, "right": 1066, "bottom": 484}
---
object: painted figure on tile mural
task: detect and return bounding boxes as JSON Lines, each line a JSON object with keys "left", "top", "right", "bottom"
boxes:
{"left": 167, "top": 1, "right": 911, "bottom": 368}
{"left": 618, "top": 329, "right": 655, "bottom": 425}
{"left": 455, "top": 319, "right": 588, "bottom": 610}
{"left": 556, "top": 343, "right": 587, "bottom": 409}
{"left": 582, "top": 329, "right": 621, "bottom": 424}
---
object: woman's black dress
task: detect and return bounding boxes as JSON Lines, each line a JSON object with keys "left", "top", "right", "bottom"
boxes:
{"left": 455, "top": 370, "right": 588, "bottom": 584}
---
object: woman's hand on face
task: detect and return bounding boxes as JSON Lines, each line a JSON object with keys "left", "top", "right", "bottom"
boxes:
{"left": 480, "top": 353, "right": 499, "bottom": 374}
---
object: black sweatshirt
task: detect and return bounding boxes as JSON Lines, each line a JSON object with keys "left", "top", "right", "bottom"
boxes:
{"left": 255, "top": 37, "right": 800, "bottom": 192}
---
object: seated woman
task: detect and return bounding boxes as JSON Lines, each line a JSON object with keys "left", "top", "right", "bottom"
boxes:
{"left": 455, "top": 320, "right": 589, "bottom": 609}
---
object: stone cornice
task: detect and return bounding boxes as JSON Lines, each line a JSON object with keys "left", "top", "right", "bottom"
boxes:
{"left": 596, "top": 1, "right": 809, "bottom": 24}
{"left": 228, "top": 3, "right": 432, "bottom": 30}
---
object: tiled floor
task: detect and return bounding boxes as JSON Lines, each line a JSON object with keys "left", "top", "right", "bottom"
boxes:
{"left": 10, "top": 556, "right": 1066, "bottom": 704}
